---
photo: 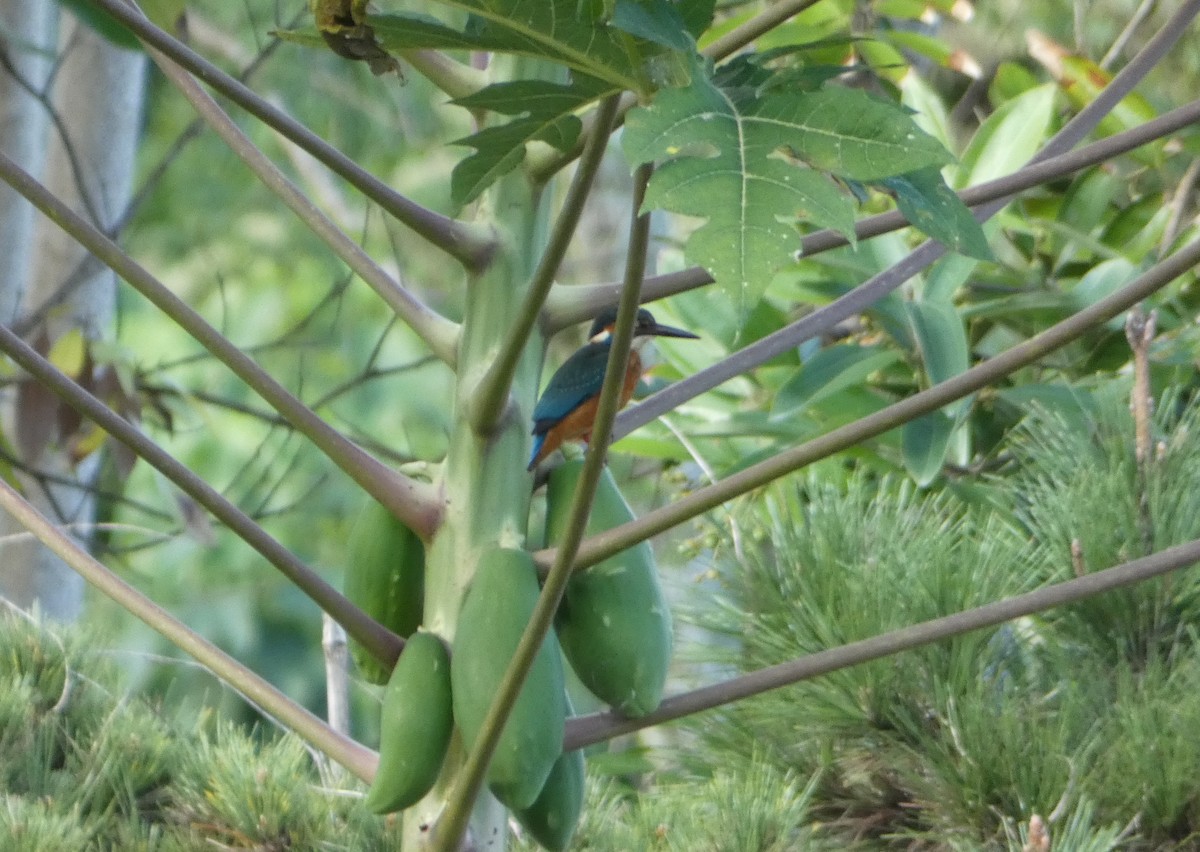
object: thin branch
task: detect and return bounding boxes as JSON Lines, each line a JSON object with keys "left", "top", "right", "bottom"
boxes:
{"left": 534, "top": 233, "right": 1200, "bottom": 573}
{"left": 1100, "top": 0, "right": 1158, "bottom": 68}
{"left": 0, "top": 447, "right": 172, "bottom": 521}
{"left": 701, "top": 0, "right": 826, "bottom": 61}
{"left": 0, "top": 319, "right": 407, "bottom": 670}
{"left": 0, "top": 150, "right": 442, "bottom": 541}
{"left": 468, "top": 95, "right": 622, "bottom": 435}
{"left": 115, "top": 9, "right": 300, "bottom": 230}
{"left": 1126, "top": 306, "right": 1157, "bottom": 556}
{"left": 565, "top": 533, "right": 1200, "bottom": 750}
{"left": 142, "top": 40, "right": 461, "bottom": 367}
{"left": 0, "top": 522, "right": 173, "bottom": 548}
{"left": 0, "top": 475, "right": 378, "bottom": 781}
{"left": 323, "top": 615, "right": 351, "bottom": 737}
{"left": 1161, "top": 154, "right": 1200, "bottom": 253}
{"left": 88, "top": 0, "right": 496, "bottom": 271}
{"left": 179, "top": 387, "right": 420, "bottom": 466}
{"left": 434, "top": 164, "right": 655, "bottom": 852}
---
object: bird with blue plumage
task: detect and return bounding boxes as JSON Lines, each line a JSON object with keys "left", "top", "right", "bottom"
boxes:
{"left": 528, "top": 307, "right": 698, "bottom": 470}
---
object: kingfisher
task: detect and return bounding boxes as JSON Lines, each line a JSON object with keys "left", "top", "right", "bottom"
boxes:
{"left": 528, "top": 306, "right": 699, "bottom": 470}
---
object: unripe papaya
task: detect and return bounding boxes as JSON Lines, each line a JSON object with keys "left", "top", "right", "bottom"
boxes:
{"left": 545, "top": 460, "right": 672, "bottom": 717}
{"left": 451, "top": 548, "right": 566, "bottom": 810}
{"left": 365, "top": 630, "right": 452, "bottom": 814}
{"left": 344, "top": 498, "right": 425, "bottom": 684}
{"left": 514, "top": 697, "right": 585, "bottom": 852}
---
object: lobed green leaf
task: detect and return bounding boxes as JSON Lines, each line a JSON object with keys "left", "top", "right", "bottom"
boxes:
{"left": 624, "top": 76, "right": 954, "bottom": 317}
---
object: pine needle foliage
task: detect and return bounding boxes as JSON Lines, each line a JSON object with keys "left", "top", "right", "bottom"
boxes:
{"left": 0, "top": 612, "right": 399, "bottom": 851}
{"left": 1007, "top": 387, "right": 1200, "bottom": 667}
{"left": 685, "top": 389, "right": 1200, "bottom": 849}
{"left": 514, "top": 757, "right": 829, "bottom": 851}
{"left": 690, "top": 470, "right": 1039, "bottom": 840}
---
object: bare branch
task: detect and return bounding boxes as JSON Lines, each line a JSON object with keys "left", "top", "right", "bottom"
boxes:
{"left": 89, "top": 0, "right": 497, "bottom": 271}
{"left": 143, "top": 41, "right": 461, "bottom": 365}
{"left": 0, "top": 150, "right": 442, "bottom": 540}
{"left": 0, "top": 318, "right": 407, "bottom": 669}
{"left": 565, "top": 534, "right": 1200, "bottom": 750}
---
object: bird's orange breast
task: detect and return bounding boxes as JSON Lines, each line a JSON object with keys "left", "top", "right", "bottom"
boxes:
{"left": 529, "top": 352, "right": 642, "bottom": 468}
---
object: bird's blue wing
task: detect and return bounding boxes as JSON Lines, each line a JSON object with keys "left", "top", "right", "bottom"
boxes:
{"left": 531, "top": 343, "right": 610, "bottom": 434}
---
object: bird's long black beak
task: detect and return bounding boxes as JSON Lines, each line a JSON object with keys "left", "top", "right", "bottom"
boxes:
{"left": 647, "top": 322, "right": 699, "bottom": 340}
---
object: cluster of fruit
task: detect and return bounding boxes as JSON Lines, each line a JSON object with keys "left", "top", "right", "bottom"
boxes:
{"left": 343, "top": 459, "right": 671, "bottom": 850}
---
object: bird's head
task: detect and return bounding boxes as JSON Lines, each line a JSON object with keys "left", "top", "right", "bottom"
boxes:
{"left": 587, "top": 306, "right": 699, "bottom": 345}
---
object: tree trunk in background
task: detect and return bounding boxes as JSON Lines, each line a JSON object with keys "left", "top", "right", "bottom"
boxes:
{"left": 0, "top": 4, "right": 146, "bottom": 621}
{"left": 0, "top": 1, "right": 53, "bottom": 328}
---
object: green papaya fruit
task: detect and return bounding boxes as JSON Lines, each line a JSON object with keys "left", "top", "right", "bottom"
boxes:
{"left": 365, "top": 630, "right": 453, "bottom": 814}
{"left": 451, "top": 548, "right": 566, "bottom": 810}
{"left": 344, "top": 498, "right": 425, "bottom": 684}
{"left": 514, "top": 695, "right": 585, "bottom": 852}
{"left": 545, "top": 460, "right": 672, "bottom": 717}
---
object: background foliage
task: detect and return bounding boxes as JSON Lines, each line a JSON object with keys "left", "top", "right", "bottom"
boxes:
{"left": 5, "top": 0, "right": 1200, "bottom": 848}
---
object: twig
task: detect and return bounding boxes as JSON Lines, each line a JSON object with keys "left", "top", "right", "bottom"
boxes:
{"left": 1071, "top": 538, "right": 1086, "bottom": 578}
{"left": 1160, "top": 155, "right": 1200, "bottom": 254}
{"left": 0, "top": 318, "right": 406, "bottom": 670}
{"left": 1126, "top": 307, "right": 1156, "bottom": 467}
{"left": 0, "top": 38, "right": 106, "bottom": 226}
{"left": 142, "top": 39, "right": 461, "bottom": 366}
{"left": 323, "top": 614, "right": 351, "bottom": 738}
{"left": 1100, "top": 0, "right": 1158, "bottom": 68}
{"left": 1125, "top": 306, "right": 1157, "bottom": 555}
{"left": 701, "top": 0, "right": 826, "bottom": 61}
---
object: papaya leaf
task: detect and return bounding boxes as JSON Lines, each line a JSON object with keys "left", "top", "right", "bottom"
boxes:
{"left": 611, "top": 0, "right": 696, "bottom": 51}
{"left": 878, "top": 167, "right": 995, "bottom": 261}
{"left": 427, "top": 0, "right": 654, "bottom": 92}
{"left": 675, "top": 0, "right": 717, "bottom": 37}
{"left": 623, "top": 77, "right": 953, "bottom": 317}
{"left": 450, "top": 77, "right": 614, "bottom": 206}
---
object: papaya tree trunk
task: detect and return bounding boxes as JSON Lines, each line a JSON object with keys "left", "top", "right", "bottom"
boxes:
{"left": 402, "top": 168, "right": 551, "bottom": 848}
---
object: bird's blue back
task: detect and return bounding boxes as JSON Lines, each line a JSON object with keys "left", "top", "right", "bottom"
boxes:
{"left": 531, "top": 340, "right": 612, "bottom": 434}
